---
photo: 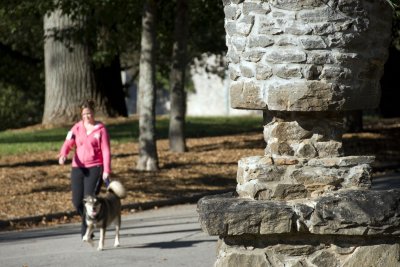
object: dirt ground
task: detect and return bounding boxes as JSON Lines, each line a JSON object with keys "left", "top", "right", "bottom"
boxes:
{"left": 1, "top": 117, "right": 400, "bottom": 231}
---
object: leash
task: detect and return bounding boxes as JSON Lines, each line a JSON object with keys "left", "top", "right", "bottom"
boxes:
{"left": 104, "top": 177, "right": 110, "bottom": 188}
{"left": 94, "top": 176, "right": 110, "bottom": 195}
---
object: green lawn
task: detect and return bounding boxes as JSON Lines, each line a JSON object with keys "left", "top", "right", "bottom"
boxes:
{"left": 0, "top": 116, "right": 263, "bottom": 157}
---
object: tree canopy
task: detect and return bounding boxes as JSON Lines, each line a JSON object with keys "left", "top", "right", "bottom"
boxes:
{"left": 0, "top": 0, "right": 226, "bottom": 130}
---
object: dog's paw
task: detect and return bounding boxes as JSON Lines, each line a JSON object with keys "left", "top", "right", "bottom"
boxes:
{"left": 82, "top": 236, "right": 94, "bottom": 247}
{"left": 114, "top": 241, "right": 120, "bottom": 247}
{"left": 88, "top": 239, "right": 94, "bottom": 247}
{"left": 97, "top": 246, "right": 103, "bottom": 251}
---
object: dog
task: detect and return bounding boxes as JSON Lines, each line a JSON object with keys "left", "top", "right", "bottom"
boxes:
{"left": 82, "top": 180, "right": 126, "bottom": 251}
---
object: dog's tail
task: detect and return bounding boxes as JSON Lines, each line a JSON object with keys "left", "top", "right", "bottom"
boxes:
{"left": 107, "top": 180, "right": 127, "bottom": 199}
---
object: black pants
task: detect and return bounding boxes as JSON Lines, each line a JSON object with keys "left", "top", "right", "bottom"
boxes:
{"left": 71, "top": 166, "right": 103, "bottom": 237}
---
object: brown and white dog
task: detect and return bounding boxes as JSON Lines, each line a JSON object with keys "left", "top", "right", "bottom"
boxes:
{"left": 82, "top": 180, "right": 126, "bottom": 251}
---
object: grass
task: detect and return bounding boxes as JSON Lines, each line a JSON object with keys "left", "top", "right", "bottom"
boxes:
{"left": 0, "top": 116, "right": 263, "bottom": 157}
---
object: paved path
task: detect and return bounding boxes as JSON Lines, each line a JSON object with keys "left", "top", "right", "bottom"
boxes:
{"left": 0, "top": 204, "right": 218, "bottom": 267}
{"left": 1, "top": 173, "right": 399, "bottom": 267}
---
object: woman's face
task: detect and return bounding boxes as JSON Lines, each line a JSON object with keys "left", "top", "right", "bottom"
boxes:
{"left": 81, "top": 108, "right": 95, "bottom": 124}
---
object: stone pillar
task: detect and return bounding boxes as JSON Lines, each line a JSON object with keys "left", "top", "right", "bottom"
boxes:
{"left": 197, "top": 0, "right": 400, "bottom": 266}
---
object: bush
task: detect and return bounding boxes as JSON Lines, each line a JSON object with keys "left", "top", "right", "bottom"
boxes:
{"left": 0, "top": 83, "right": 43, "bottom": 130}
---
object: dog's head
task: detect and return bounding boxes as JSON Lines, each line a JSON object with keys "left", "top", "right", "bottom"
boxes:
{"left": 83, "top": 195, "right": 101, "bottom": 218}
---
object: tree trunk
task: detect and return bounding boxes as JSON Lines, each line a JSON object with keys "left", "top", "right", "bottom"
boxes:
{"left": 137, "top": 0, "right": 159, "bottom": 171}
{"left": 42, "top": 9, "right": 106, "bottom": 125}
{"left": 95, "top": 55, "right": 128, "bottom": 117}
{"left": 168, "top": 0, "right": 189, "bottom": 152}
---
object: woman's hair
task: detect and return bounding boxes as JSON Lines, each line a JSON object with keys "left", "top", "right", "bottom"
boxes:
{"left": 80, "top": 99, "right": 96, "bottom": 113}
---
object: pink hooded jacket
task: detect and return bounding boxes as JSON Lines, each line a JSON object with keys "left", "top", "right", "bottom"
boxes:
{"left": 59, "top": 121, "right": 111, "bottom": 174}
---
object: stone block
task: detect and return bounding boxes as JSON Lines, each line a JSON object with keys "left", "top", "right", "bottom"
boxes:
{"left": 266, "top": 81, "right": 341, "bottom": 111}
{"left": 269, "top": 0, "right": 323, "bottom": 11}
{"left": 309, "top": 190, "right": 400, "bottom": 235}
{"left": 299, "top": 36, "right": 327, "bottom": 50}
{"left": 311, "top": 250, "right": 340, "bottom": 267}
{"left": 271, "top": 183, "right": 308, "bottom": 200}
{"left": 230, "top": 81, "right": 266, "bottom": 109}
{"left": 289, "top": 166, "right": 345, "bottom": 186}
{"left": 197, "top": 193, "right": 295, "bottom": 236}
{"left": 249, "top": 35, "right": 275, "bottom": 48}
{"left": 243, "top": 2, "right": 270, "bottom": 15}
{"left": 342, "top": 244, "right": 400, "bottom": 267}
{"left": 342, "top": 164, "right": 372, "bottom": 189}
{"left": 215, "top": 252, "right": 269, "bottom": 267}
{"left": 243, "top": 50, "right": 264, "bottom": 62}
{"left": 276, "top": 36, "right": 298, "bottom": 46}
{"left": 224, "top": 5, "right": 240, "bottom": 20}
{"left": 256, "top": 64, "right": 273, "bottom": 80}
{"left": 264, "top": 49, "right": 307, "bottom": 64}
{"left": 236, "top": 156, "right": 283, "bottom": 184}
{"left": 231, "top": 36, "right": 246, "bottom": 52}
{"left": 274, "top": 65, "right": 303, "bottom": 79}
{"left": 198, "top": 190, "right": 400, "bottom": 236}
{"left": 240, "top": 62, "right": 255, "bottom": 78}
{"left": 313, "top": 141, "right": 343, "bottom": 157}
{"left": 264, "top": 120, "right": 312, "bottom": 141}
{"left": 295, "top": 141, "right": 317, "bottom": 158}
{"left": 236, "top": 15, "right": 255, "bottom": 36}
{"left": 307, "top": 156, "right": 375, "bottom": 168}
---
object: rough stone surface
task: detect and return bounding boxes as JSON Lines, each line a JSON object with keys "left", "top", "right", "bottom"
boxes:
{"left": 197, "top": 193, "right": 295, "bottom": 235}
{"left": 236, "top": 155, "right": 373, "bottom": 200}
{"left": 309, "top": 190, "right": 400, "bottom": 235}
{"left": 214, "top": 239, "right": 400, "bottom": 267}
{"left": 198, "top": 190, "right": 400, "bottom": 236}
{"left": 224, "top": 0, "right": 392, "bottom": 111}
{"left": 202, "top": 1, "right": 396, "bottom": 266}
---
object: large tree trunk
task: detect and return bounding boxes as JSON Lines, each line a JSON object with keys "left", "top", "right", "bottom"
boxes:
{"left": 95, "top": 55, "right": 128, "bottom": 117}
{"left": 168, "top": 0, "right": 189, "bottom": 153}
{"left": 137, "top": 0, "right": 159, "bottom": 171}
{"left": 42, "top": 9, "right": 106, "bottom": 125}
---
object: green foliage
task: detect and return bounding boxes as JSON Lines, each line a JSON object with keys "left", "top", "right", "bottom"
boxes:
{"left": 0, "top": 1, "right": 46, "bottom": 129}
{"left": 155, "top": 0, "right": 226, "bottom": 83}
{"left": 52, "top": 0, "right": 144, "bottom": 66}
{"left": 386, "top": 0, "right": 400, "bottom": 9}
{"left": 0, "top": 116, "right": 263, "bottom": 156}
{"left": 0, "top": 0, "right": 229, "bottom": 131}
{"left": 0, "top": 83, "right": 43, "bottom": 131}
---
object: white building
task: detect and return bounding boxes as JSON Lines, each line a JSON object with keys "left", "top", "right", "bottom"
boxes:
{"left": 122, "top": 54, "right": 261, "bottom": 117}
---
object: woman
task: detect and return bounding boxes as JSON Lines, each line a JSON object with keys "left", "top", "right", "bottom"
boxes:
{"left": 58, "top": 99, "right": 111, "bottom": 238}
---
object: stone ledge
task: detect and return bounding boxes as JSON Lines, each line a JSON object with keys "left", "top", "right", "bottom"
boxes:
{"left": 197, "top": 190, "right": 400, "bottom": 236}
{"left": 236, "top": 155, "right": 374, "bottom": 200}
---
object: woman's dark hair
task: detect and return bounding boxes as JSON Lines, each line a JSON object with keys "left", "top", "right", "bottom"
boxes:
{"left": 80, "top": 99, "right": 96, "bottom": 112}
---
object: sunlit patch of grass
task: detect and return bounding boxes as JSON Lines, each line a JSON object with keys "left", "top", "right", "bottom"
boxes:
{"left": 0, "top": 116, "right": 262, "bottom": 156}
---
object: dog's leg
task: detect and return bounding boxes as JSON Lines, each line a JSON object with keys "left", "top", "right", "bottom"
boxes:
{"left": 114, "top": 216, "right": 121, "bottom": 247}
{"left": 82, "top": 224, "right": 94, "bottom": 247}
{"left": 97, "top": 228, "right": 105, "bottom": 251}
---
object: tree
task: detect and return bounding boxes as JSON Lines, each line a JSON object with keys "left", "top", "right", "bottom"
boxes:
{"left": 168, "top": 0, "right": 189, "bottom": 152}
{"left": 95, "top": 54, "right": 128, "bottom": 117}
{"left": 137, "top": 0, "right": 159, "bottom": 171}
{"left": 42, "top": 8, "right": 105, "bottom": 125}
{"left": 0, "top": 2, "right": 46, "bottom": 130}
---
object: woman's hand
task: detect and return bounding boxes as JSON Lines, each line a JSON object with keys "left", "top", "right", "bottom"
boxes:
{"left": 58, "top": 156, "right": 66, "bottom": 165}
{"left": 102, "top": 172, "right": 109, "bottom": 180}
